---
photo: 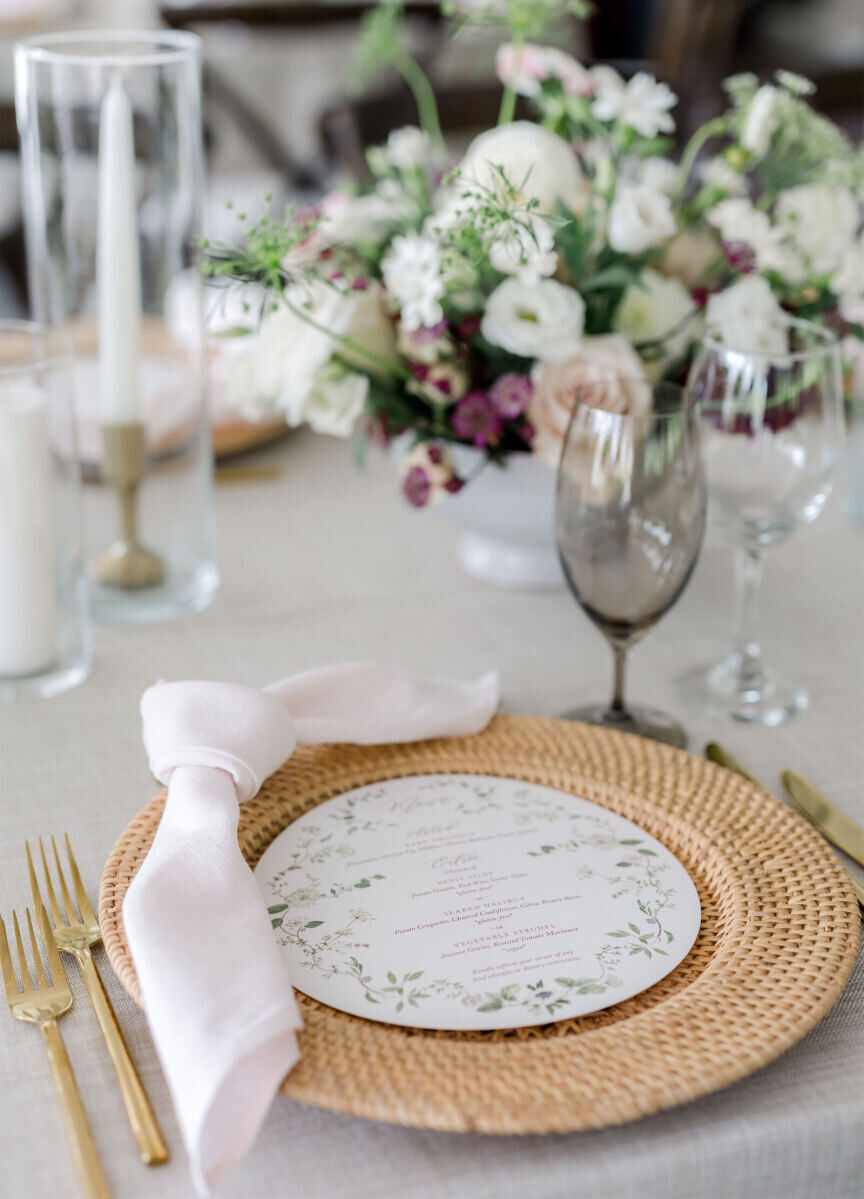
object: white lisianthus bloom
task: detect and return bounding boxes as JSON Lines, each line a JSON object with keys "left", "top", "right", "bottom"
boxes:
{"left": 699, "top": 157, "right": 748, "bottom": 196}
{"left": 608, "top": 183, "right": 676, "bottom": 254}
{"left": 459, "top": 122, "right": 585, "bottom": 214}
{"left": 291, "top": 361, "right": 368, "bottom": 437}
{"left": 384, "top": 125, "right": 433, "bottom": 171}
{"left": 338, "top": 283, "right": 398, "bottom": 378}
{"left": 590, "top": 67, "right": 677, "bottom": 137}
{"left": 613, "top": 269, "right": 697, "bottom": 371}
{"left": 488, "top": 216, "right": 558, "bottom": 285}
{"left": 832, "top": 236, "right": 864, "bottom": 318}
{"left": 224, "top": 280, "right": 355, "bottom": 420}
{"left": 741, "top": 85, "right": 779, "bottom": 158}
{"left": 481, "top": 277, "right": 585, "bottom": 362}
{"left": 775, "top": 184, "right": 860, "bottom": 276}
{"left": 706, "top": 276, "right": 787, "bottom": 357}
{"left": 494, "top": 42, "right": 593, "bottom": 97}
{"left": 382, "top": 233, "right": 445, "bottom": 332}
{"left": 706, "top": 198, "right": 802, "bottom": 278}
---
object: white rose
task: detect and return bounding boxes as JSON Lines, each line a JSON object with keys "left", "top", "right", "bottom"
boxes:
{"left": 481, "top": 277, "right": 585, "bottom": 363}
{"left": 613, "top": 269, "right": 696, "bottom": 372}
{"left": 833, "top": 236, "right": 864, "bottom": 318}
{"left": 459, "top": 121, "right": 585, "bottom": 214}
{"left": 775, "top": 184, "right": 860, "bottom": 276}
{"left": 706, "top": 275, "right": 787, "bottom": 357}
{"left": 590, "top": 67, "right": 677, "bottom": 137}
{"left": 292, "top": 362, "right": 368, "bottom": 437}
{"left": 741, "top": 85, "right": 779, "bottom": 158}
{"left": 384, "top": 125, "right": 433, "bottom": 171}
{"left": 381, "top": 233, "right": 445, "bottom": 333}
{"left": 608, "top": 183, "right": 676, "bottom": 254}
{"left": 224, "top": 280, "right": 354, "bottom": 420}
{"left": 488, "top": 216, "right": 558, "bottom": 285}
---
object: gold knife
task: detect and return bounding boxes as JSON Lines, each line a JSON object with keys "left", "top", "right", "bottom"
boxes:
{"left": 782, "top": 771, "right": 864, "bottom": 872}
{"left": 705, "top": 744, "right": 864, "bottom": 908}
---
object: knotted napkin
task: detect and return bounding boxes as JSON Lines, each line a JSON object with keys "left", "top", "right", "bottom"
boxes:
{"left": 122, "top": 663, "right": 499, "bottom": 1192}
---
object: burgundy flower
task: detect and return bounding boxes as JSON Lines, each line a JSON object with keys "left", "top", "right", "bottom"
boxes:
{"left": 721, "top": 240, "right": 756, "bottom": 273}
{"left": 409, "top": 362, "right": 429, "bottom": 382}
{"left": 445, "top": 475, "right": 465, "bottom": 494}
{"left": 402, "top": 466, "right": 431, "bottom": 508}
{"left": 414, "top": 318, "right": 448, "bottom": 341}
{"left": 489, "top": 373, "right": 534, "bottom": 419}
{"left": 351, "top": 276, "right": 369, "bottom": 291}
{"left": 427, "top": 444, "right": 444, "bottom": 466}
{"left": 691, "top": 286, "right": 710, "bottom": 310}
{"left": 517, "top": 420, "right": 535, "bottom": 445}
{"left": 451, "top": 391, "right": 503, "bottom": 447}
{"left": 457, "top": 314, "right": 482, "bottom": 340}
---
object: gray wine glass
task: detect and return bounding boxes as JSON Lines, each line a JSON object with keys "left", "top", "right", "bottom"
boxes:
{"left": 555, "top": 377, "right": 706, "bottom": 748}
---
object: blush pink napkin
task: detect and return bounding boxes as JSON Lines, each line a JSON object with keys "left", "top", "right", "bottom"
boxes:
{"left": 122, "top": 663, "right": 499, "bottom": 1192}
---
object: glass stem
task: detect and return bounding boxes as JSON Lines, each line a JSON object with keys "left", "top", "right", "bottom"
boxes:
{"left": 610, "top": 643, "right": 628, "bottom": 716}
{"left": 731, "top": 548, "right": 765, "bottom": 689}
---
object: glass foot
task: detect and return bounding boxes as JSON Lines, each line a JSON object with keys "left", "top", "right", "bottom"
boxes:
{"left": 676, "top": 656, "right": 808, "bottom": 726}
{"left": 561, "top": 703, "right": 688, "bottom": 749}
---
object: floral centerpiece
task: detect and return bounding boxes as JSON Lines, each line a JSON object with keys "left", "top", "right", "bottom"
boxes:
{"left": 204, "top": 0, "right": 864, "bottom": 520}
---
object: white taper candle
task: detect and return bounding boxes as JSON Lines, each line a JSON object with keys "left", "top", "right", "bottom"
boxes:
{"left": 98, "top": 75, "right": 141, "bottom": 424}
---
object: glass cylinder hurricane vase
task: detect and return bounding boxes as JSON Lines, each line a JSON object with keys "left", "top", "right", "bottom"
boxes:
{"left": 15, "top": 30, "right": 218, "bottom": 623}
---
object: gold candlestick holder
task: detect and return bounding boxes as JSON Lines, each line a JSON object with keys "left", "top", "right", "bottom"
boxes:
{"left": 93, "top": 422, "right": 165, "bottom": 589}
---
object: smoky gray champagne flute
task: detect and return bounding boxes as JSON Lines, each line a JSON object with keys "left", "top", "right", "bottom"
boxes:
{"left": 555, "top": 378, "right": 706, "bottom": 748}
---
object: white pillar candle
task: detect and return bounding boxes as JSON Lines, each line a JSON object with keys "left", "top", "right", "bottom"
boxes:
{"left": 98, "top": 75, "right": 141, "bottom": 425}
{"left": 0, "top": 380, "right": 58, "bottom": 676}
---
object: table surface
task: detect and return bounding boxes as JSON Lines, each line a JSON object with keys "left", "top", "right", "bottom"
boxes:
{"left": 1, "top": 429, "right": 862, "bottom": 1199}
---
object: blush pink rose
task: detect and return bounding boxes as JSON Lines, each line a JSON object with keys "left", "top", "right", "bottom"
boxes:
{"left": 528, "top": 334, "right": 649, "bottom": 466}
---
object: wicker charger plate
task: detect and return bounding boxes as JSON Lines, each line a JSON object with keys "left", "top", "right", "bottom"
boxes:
{"left": 99, "top": 715, "right": 860, "bottom": 1135}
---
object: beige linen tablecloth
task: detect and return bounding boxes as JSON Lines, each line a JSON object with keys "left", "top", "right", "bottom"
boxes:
{"left": 1, "top": 430, "right": 862, "bottom": 1199}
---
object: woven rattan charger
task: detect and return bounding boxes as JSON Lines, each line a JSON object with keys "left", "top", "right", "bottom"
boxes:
{"left": 100, "top": 716, "right": 860, "bottom": 1134}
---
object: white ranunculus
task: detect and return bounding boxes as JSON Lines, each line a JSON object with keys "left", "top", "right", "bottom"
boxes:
{"left": 706, "top": 275, "right": 787, "bottom": 357}
{"left": 590, "top": 67, "right": 677, "bottom": 137}
{"left": 292, "top": 362, "right": 368, "bottom": 437}
{"left": 613, "top": 269, "right": 697, "bottom": 370}
{"left": 459, "top": 121, "right": 585, "bottom": 215}
{"left": 775, "top": 183, "right": 861, "bottom": 276}
{"left": 481, "top": 277, "right": 585, "bottom": 363}
{"left": 741, "top": 85, "right": 779, "bottom": 158}
{"left": 488, "top": 216, "right": 557, "bottom": 285}
{"left": 224, "top": 280, "right": 355, "bottom": 421}
{"left": 384, "top": 125, "right": 433, "bottom": 171}
{"left": 699, "top": 157, "right": 748, "bottom": 196}
{"left": 381, "top": 233, "right": 445, "bottom": 333}
{"left": 706, "top": 198, "right": 803, "bottom": 278}
{"left": 608, "top": 183, "right": 676, "bottom": 254}
{"left": 833, "top": 236, "right": 864, "bottom": 318}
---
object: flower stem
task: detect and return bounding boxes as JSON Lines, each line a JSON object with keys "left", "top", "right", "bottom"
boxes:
{"left": 679, "top": 117, "right": 730, "bottom": 190}
{"left": 394, "top": 51, "right": 445, "bottom": 150}
{"left": 497, "top": 32, "right": 523, "bottom": 126}
{"left": 282, "top": 296, "right": 411, "bottom": 382}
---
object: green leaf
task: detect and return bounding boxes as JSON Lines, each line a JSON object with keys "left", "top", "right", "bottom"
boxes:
{"left": 354, "top": 879, "right": 371, "bottom": 889}
{"left": 541, "top": 845, "right": 555, "bottom": 854}
{"left": 396, "top": 1000, "right": 404, "bottom": 1012}
{"left": 365, "top": 992, "right": 380, "bottom": 1004}
{"left": 615, "top": 861, "right": 632, "bottom": 868}
{"left": 304, "top": 920, "right": 324, "bottom": 929}
{"left": 406, "top": 970, "right": 424, "bottom": 981}
{"left": 270, "top": 917, "right": 283, "bottom": 929}
{"left": 638, "top": 848, "right": 658, "bottom": 856}
{"left": 607, "top": 931, "right": 629, "bottom": 938}
{"left": 628, "top": 923, "right": 641, "bottom": 933}
{"left": 665, "top": 930, "right": 675, "bottom": 943}
{"left": 267, "top": 904, "right": 289, "bottom": 914}
{"left": 373, "top": 874, "right": 385, "bottom": 879}
{"left": 387, "top": 971, "right": 397, "bottom": 985}
{"left": 554, "top": 977, "right": 579, "bottom": 987}
{"left": 618, "top": 839, "right": 642, "bottom": 846}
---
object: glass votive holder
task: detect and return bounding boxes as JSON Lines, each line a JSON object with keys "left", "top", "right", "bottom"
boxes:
{"left": 15, "top": 30, "right": 218, "bottom": 624}
{"left": 0, "top": 322, "right": 91, "bottom": 700}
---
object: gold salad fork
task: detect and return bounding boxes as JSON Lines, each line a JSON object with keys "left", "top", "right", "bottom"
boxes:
{"left": 1, "top": 904, "right": 111, "bottom": 1199}
{"left": 27, "top": 836, "right": 169, "bottom": 1165}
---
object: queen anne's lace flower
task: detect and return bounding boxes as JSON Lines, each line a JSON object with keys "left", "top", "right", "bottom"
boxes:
{"left": 382, "top": 233, "right": 445, "bottom": 332}
{"left": 590, "top": 67, "right": 677, "bottom": 137}
{"left": 775, "top": 184, "right": 860, "bottom": 276}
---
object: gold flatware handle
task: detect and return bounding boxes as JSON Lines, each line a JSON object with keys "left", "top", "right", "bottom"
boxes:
{"left": 42, "top": 1018, "right": 111, "bottom": 1199}
{"left": 707, "top": 744, "right": 864, "bottom": 911}
{"left": 78, "top": 951, "right": 169, "bottom": 1165}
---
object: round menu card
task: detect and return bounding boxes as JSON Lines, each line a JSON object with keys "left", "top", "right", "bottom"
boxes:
{"left": 255, "top": 774, "right": 701, "bottom": 1031}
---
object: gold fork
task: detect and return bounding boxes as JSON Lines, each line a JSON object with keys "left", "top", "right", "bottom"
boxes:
{"left": 27, "top": 836, "right": 169, "bottom": 1165}
{"left": 1, "top": 904, "right": 111, "bottom": 1199}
